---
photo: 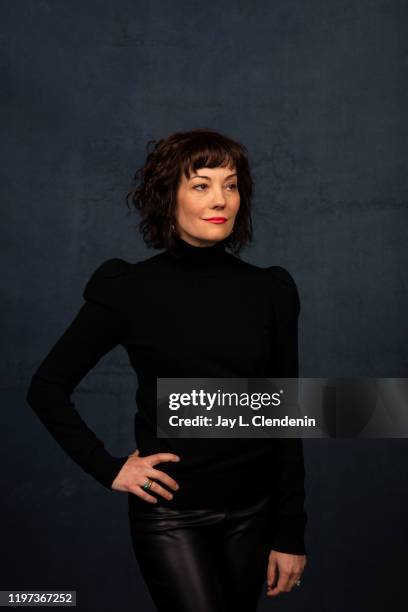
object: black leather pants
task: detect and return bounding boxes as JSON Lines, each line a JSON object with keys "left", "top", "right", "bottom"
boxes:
{"left": 128, "top": 492, "right": 274, "bottom": 612}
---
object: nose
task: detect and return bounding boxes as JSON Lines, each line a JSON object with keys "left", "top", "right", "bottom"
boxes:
{"left": 212, "top": 186, "right": 227, "bottom": 207}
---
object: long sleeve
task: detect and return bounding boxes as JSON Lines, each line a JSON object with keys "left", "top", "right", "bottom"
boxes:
{"left": 26, "top": 258, "right": 130, "bottom": 489}
{"left": 268, "top": 266, "right": 308, "bottom": 555}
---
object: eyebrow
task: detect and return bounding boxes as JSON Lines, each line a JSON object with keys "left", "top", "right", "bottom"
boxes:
{"left": 190, "top": 173, "right": 237, "bottom": 181}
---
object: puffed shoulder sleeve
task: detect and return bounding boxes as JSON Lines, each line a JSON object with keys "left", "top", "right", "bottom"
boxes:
{"left": 83, "top": 258, "right": 129, "bottom": 313}
{"left": 26, "top": 258, "right": 131, "bottom": 490}
{"left": 267, "top": 265, "right": 308, "bottom": 555}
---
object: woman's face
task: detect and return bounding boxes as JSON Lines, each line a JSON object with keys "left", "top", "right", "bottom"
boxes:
{"left": 175, "top": 165, "right": 240, "bottom": 246}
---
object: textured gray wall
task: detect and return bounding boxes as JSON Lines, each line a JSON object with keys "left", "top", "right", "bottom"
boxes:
{"left": 1, "top": 1, "right": 407, "bottom": 611}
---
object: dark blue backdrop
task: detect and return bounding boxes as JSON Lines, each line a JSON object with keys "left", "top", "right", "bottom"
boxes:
{"left": 1, "top": 1, "right": 407, "bottom": 610}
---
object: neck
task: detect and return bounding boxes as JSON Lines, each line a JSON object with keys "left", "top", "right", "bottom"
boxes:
{"left": 167, "top": 233, "right": 229, "bottom": 266}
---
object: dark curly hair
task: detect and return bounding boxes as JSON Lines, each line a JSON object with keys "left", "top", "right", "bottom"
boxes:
{"left": 125, "top": 128, "right": 254, "bottom": 256}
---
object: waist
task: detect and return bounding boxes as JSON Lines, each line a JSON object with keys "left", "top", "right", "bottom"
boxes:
{"left": 127, "top": 451, "right": 277, "bottom": 514}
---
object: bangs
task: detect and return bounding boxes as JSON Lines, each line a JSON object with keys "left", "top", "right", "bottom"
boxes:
{"left": 180, "top": 140, "right": 239, "bottom": 179}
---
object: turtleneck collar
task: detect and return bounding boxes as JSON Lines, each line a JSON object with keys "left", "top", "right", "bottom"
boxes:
{"left": 167, "top": 234, "right": 229, "bottom": 265}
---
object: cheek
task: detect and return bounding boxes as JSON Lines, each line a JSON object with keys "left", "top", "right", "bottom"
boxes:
{"left": 176, "top": 193, "right": 195, "bottom": 217}
{"left": 230, "top": 195, "right": 241, "bottom": 213}
{"left": 180, "top": 196, "right": 205, "bottom": 217}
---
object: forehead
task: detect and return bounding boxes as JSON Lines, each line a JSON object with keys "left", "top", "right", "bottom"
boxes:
{"left": 186, "top": 165, "right": 237, "bottom": 178}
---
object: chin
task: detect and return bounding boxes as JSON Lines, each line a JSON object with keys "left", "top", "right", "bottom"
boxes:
{"left": 203, "top": 232, "right": 229, "bottom": 243}
{"left": 200, "top": 226, "right": 231, "bottom": 240}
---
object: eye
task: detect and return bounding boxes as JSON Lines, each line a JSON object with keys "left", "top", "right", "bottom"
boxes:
{"left": 226, "top": 183, "right": 238, "bottom": 191}
{"left": 193, "top": 184, "right": 208, "bottom": 191}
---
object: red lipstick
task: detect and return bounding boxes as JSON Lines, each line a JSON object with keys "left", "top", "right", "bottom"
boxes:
{"left": 204, "top": 218, "right": 227, "bottom": 224}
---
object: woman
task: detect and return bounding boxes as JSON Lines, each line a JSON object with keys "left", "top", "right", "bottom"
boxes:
{"left": 26, "top": 128, "right": 307, "bottom": 611}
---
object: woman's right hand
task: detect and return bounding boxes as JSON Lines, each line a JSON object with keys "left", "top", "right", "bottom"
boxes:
{"left": 111, "top": 449, "right": 181, "bottom": 503}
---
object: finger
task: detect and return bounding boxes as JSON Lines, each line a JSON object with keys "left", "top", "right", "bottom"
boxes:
{"left": 288, "top": 573, "right": 302, "bottom": 591}
{"left": 267, "top": 569, "right": 291, "bottom": 596}
{"left": 146, "top": 453, "right": 181, "bottom": 466}
{"left": 139, "top": 478, "right": 175, "bottom": 501}
{"left": 267, "top": 560, "right": 278, "bottom": 589}
{"left": 128, "top": 484, "right": 158, "bottom": 504}
{"left": 147, "top": 467, "right": 180, "bottom": 491}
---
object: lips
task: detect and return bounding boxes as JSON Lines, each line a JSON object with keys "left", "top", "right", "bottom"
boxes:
{"left": 204, "top": 218, "right": 227, "bottom": 224}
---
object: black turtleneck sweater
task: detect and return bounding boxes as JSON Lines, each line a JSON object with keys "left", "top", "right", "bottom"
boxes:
{"left": 26, "top": 235, "right": 307, "bottom": 555}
